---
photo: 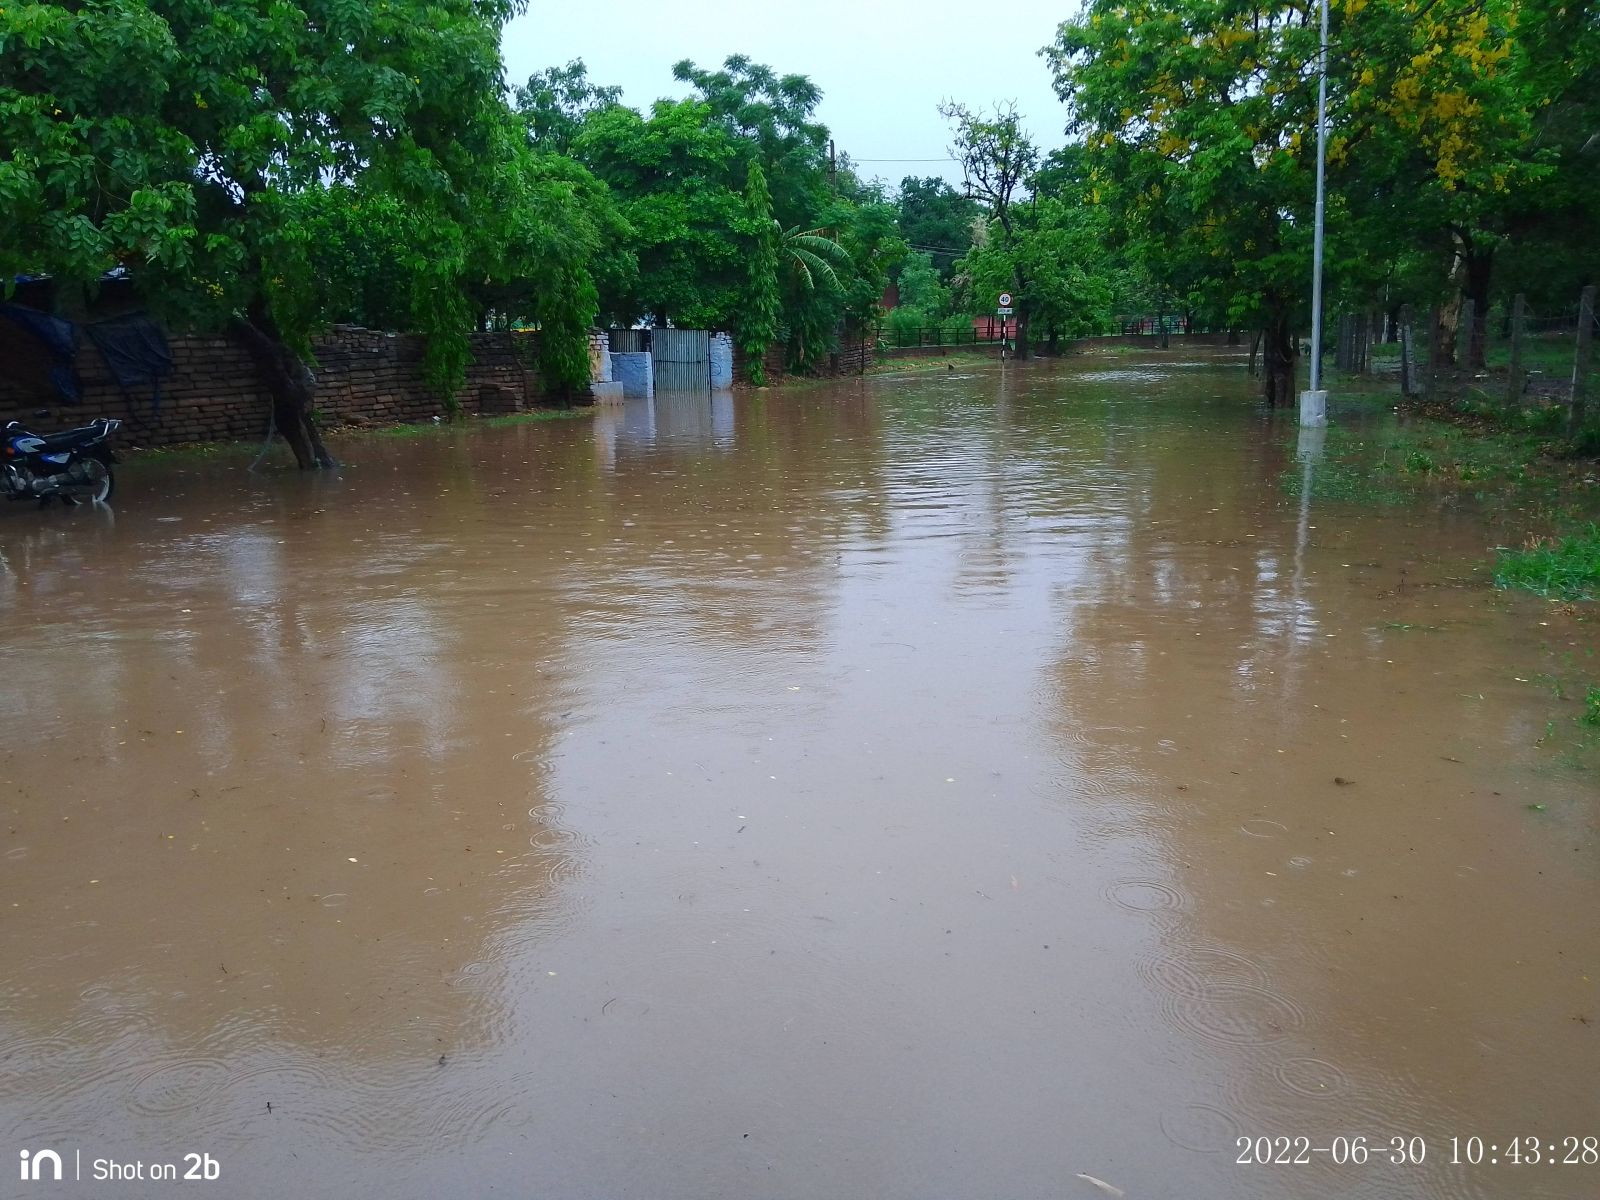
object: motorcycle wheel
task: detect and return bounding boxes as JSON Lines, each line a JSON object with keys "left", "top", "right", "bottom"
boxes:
{"left": 79, "top": 459, "right": 114, "bottom": 504}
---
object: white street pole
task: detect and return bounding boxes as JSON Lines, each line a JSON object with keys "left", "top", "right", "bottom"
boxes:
{"left": 1299, "top": 0, "right": 1330, "bottom": 426}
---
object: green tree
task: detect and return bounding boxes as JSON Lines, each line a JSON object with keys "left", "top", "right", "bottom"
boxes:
{"left": 834, "top": 197, "right": 908, "bottom": 334}
{"left": 574, "top": 99, "right": 748, "bottom": 327}
{"left": 739, "top": 161, "right": 782, "bottom": 385}
{"left": 461, "top": 128, "right": 624, "bottom": 400}
{"left": 1047, "top": 1, "right": 1320, "bottom": 402}
{"left": 961, "top": 195, "right": 1116, "bottom": 347}
{"left": 513, "top": 59, "right": 623, "bottom": 154}
{"left": 897, "top": 251, "right": 951, "bottom": 316}
{"left": 1046, "top": 0, "right": 1562, "bottom": 397}
{"left": 1, "top": 0, "right": 523, "bottom": 467}
{"left": 939, "top": 101, "right": 1040, "bottom": 356}
{"left": 672, "top": 55, "right": 831, "bottom": 227}
{"left": 774, "top": 222, "right": 855, "bottom": 369}
{"left": 895, "top": 177, "right": 982, "bottom": 280}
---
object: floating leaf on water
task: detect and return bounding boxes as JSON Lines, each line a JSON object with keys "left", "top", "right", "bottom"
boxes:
{"left": 1075, "top": 1174, "right": 1125, "bottom": 1198}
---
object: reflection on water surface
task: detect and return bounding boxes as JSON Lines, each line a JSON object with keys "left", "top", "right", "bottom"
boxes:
{"left": 2, "top": 355, "right": 1595, "bottom": 1198}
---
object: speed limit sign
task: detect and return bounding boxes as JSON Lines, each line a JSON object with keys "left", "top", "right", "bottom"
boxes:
{"left": 998, "top": 292, "right": 1013, "bottom": 307}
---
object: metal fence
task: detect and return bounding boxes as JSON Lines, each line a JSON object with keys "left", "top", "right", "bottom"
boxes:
{"left": 883, "top": 326, "right": 1007, "bottom": 349}
{"left": 651, "top": 327, "right": 712, "bottom": 392}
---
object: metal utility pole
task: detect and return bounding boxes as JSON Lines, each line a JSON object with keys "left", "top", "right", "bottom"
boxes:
{"left": 1299, "top": 0, "right": 1330, "bottom": 427}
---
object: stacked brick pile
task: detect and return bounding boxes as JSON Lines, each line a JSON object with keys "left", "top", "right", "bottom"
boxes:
{"left": 587, "top": 331, "right": 612, "bottom": 383}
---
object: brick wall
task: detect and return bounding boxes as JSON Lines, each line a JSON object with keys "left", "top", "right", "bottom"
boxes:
{"left": 0, "top": 324, "right": 549, "bottom": 447}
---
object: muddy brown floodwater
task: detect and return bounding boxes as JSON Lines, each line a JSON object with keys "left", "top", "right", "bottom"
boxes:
{"left": 1, "top": 353, "right": 1596, "bottom": 1199}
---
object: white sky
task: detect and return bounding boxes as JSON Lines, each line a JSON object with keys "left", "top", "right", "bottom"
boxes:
{"left": 500, "top": 0, "right": 1078, "bottom": 191}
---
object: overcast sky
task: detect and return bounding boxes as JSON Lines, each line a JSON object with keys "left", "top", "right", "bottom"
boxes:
{"left": 500, "top": 0, "right": 1079, "bottom": 192}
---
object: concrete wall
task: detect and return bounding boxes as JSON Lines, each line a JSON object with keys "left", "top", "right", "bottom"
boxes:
{"left": 0, "top": 324, "right": 553, "bottom": 447}
{"left": 710, "top": 332, "right": 734, "bottom": 389}
{"left": 612, "top": 351, "right": 654, "bottom": 399}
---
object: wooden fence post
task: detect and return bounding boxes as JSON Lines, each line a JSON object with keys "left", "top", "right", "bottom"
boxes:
{"left": 1399, "top": 303, "right": 1415, "bottom": 398}
{"left": 1507, "top": 293, "right": 1528, "bottom": 409}
{"left": 1573, "top": 285, "right": 1596, "bottom": 431}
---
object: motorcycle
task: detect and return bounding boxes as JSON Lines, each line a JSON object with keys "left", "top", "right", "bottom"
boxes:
{"left": 3, "top": 417, "right": 122, "bottom": 506}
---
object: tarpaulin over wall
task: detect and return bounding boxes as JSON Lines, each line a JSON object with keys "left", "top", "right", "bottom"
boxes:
{"left": 0, "top": 301, "right": 82, "bottom": 403}
{"left": 84, "top": 312, "right": 173, "bottom": 411}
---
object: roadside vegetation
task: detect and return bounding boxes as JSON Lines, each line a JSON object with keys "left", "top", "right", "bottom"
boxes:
{"left": 3, "top": 0, "right": 1595, "bottom": 442}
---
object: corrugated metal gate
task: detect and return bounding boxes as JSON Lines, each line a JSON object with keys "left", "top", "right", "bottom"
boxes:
{"left": 651, "top": 328, "right": 711, "bottom": 392}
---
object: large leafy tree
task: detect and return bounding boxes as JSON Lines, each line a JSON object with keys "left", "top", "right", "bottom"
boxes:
{"left": 1046, "top": 1, "right": 1323, "bottom": 402}
{"left": 513, "top": 58, "right": 623, "bottom": 154}
{"left": 672, "top": 55, "right": 831, "bottom": 229}
{"left": 739, "top": 161, "right": 782, "bottom": 385}
{"left": 458, "top": 124, "right": 628, "bottom": 400}
{"left": 569, "top": 56, "right": 867, "bottom": 372}
{"left": 1046, "top": 0, "right": 1562, "bottom": 399}
{"left": 575, "top": 99, "right": 748, "bottom": 328}
{"left": 833, "top": 193, "right": 908, "bottom": 332}
{"left": 939, "top": 101, "right": 1041, "bottom": 356}
{"left": 961, "top": 196, "right": 1116, "bottom": 348}
{"left": 2, "top": 0, "right": 523, "bottom": 467}
{"left": 895, "top": 177, "right": 982, "bottom": 280}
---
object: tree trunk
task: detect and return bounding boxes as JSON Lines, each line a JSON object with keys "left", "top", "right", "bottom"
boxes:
{"left": 1463, "top": 246, "right": 1493, "bottom": 369}
{"left": 1248, "top": 329, "right": 1262, "bottom": 377}
{"left": 1012, "top": 263, "right": 1031, "bottom": 359}
{"left": 1261, "top": 301, "right": 1296, "bottom": 406}
{"left": 230, "top": 309, "right": 337, "bottom": 470}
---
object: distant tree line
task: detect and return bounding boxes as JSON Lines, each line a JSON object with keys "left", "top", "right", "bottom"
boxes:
{"left": 6, "top": 0, "right": 1595, "bottom": 466}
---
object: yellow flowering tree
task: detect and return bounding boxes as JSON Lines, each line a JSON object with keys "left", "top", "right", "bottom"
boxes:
{"left": 1046, "top": 0, "right": 1552, "bottom": 396}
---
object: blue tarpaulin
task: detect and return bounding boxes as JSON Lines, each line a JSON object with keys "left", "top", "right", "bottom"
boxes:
{"left": 84, "top": 313, "right": 173, "bottom": 411}
{"left": 0, "top": 301, "right": 82, "bottom": 403}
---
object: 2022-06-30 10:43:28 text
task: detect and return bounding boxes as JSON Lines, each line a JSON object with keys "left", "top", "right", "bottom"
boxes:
{"left": 1235, "top": 1135, "right": 1600, "bottom": 1166}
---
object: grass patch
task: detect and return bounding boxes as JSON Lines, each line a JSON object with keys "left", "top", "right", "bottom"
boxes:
{"left": 337, "top": 407, "right": 592, "bottom": 440}
{"left": 480, "top": 408, "right": 592, "bottom": 427}
{"left": 1281, "top": 446, "right": 1411, "bottom": 505}
{"left": 1494, "top": 525, "right": 1600, "bottom": 600}
{"left": 866, "top": 350, "right": 1002, "bottom": 377}
{"left": 123, "top": 440, "right": 263, "bottom": 466}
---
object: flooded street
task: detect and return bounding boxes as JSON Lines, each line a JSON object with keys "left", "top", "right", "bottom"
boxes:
{"left": 2, "top": 353, "right": 1596, "bottom": 1198}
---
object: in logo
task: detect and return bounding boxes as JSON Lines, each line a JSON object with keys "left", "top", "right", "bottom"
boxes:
{"left": 19, "top": 1148, "right": 63, "bottom": 1182}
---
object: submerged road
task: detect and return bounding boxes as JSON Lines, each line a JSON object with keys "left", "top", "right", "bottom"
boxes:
{"left": 1, "top": 354, "right": 1595, "bottom": 1198}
